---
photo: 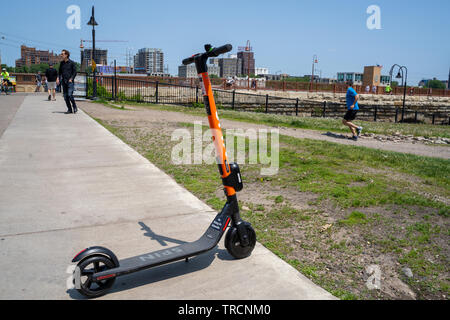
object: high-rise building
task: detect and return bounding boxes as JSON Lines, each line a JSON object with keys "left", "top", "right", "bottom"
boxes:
{"left": 80, "top": 48, "right": 108, "bottom": 72}
{"left": 15, "top": 45, "right": 61, "bottom": 67}
{"left": 134, "top": 48, "right": 164, "bottom": 75}
{"left": 237, "top": 51, "right": 255, "bottom": 76}
{"left": 219, "top": 58, "right": 242, "bottom": 78}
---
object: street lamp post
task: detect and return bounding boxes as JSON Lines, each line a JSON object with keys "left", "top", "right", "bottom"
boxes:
{"left": 389, "top": 64, "right": 408, "bottom": 122}
{"left": 87, "top": 6, "right": 98, "bottom": 99}
{"left": 310, "top": 54, "right": 318, "bottom": 91}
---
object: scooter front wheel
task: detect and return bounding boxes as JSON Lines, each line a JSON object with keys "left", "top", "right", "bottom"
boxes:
{"left": 74, "top": 255, "right": 116, "bottom": 298}
{"left": 225, "top": 223, "right": 256, "bottom": 259}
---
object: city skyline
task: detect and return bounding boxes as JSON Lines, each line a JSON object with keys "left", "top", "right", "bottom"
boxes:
{"left": 0, "top": 0, "right": 449, "bottom": 85}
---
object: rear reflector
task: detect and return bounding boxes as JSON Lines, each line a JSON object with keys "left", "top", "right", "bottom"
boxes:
{"left": 97, "top": 274, "right": 116, "bottom": 281}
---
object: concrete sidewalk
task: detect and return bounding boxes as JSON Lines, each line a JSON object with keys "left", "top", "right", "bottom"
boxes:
{"left": 0, "top": 93, "right": 336, "bottom": 300}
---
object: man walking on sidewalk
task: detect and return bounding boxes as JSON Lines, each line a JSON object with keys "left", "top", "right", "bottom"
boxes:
{"left": 342, "top": 81, "right": 363, "bottom": 141}
{"left": 35, "top": 72, "right": 42, "bottom": 92}
{"left": 57, "top": 49, "right": 78, "bottom": 114}
{"left": 45, "top": 64, "right": 58, "bottom": 101}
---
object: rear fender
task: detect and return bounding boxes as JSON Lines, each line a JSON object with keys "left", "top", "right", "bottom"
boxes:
{"left": 72, "top": 246, "right": 119, "bottom": 267}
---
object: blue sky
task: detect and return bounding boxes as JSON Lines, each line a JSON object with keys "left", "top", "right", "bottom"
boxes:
{"left": 1, "top": 0, "right": 449, "bottom": 85}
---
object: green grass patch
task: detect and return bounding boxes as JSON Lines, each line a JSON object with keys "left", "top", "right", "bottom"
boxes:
{"left": 339, "top": 211, "right": 368, "bottom": 226}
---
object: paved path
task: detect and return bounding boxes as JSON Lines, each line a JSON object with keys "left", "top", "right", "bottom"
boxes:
{"left": 0, "top": 93, "right": 27, "bottom": 138}
{"left": 0, "top": 93, "right": 336, "bottom": 300}
{"left": 80, "top": 101, "right": 450, "bottom": 160}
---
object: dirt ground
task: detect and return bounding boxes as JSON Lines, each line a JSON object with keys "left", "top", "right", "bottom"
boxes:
{"left": 78, "top": 101, "right": 449, "bottom": 300}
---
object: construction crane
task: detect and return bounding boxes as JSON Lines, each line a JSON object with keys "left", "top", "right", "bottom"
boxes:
{"left": 80, "top": 39, "right": 128, "bottom": 49}
{"left": 238, "top": 40, "right": 252, "bottom": 52}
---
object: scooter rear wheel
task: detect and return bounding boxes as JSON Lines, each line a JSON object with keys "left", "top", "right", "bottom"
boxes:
{"left": 74, "top": 255, "right": 116, "bottom": 298}
{"left": 225, "top": 223, "right": 256, "bottom": 259}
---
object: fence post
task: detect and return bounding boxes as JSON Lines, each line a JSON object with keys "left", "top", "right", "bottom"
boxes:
{"left": 113, "top": 60, "right": 117, "bottom": 100}
{"left": 265, "top": 94, "right": 269, "bottom": 113}
{"left": 196, "top": 86, "right": 199, "bottom": 104}
{"left": 232, "top": 90, "right": 236, "bottom": 110}
{"left": 155, "top": 81, "right": 159, "bottom": 104}
{"left": 85, "top": 73, "right": 88, "bottom": 98}
{"left": 414, "top": 110, "right": 418, "bottom": 123}
{"left": 432, "top": 113, "right": 435, "bottom": 125}
{"left": 322, "top": 101, "right": 326, "bottom": 117}
{"left": 374, "top": 105, "right": 378, "bottom": 122}
{"left": 395, "top": 108, "right": 398, "bottom": 123}
{"left": 111, "top": 76, "right": 114, "bottom": 100}
{"left": 295, "top": 98, "right": 299, "bottom": 116}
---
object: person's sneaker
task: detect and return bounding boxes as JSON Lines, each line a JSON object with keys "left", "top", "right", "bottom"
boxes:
{"left": 352, "top": 135, "right": 358, "bottom": 141}
{"left": 48, "top": 95, "right": 51, "bottom": 101}
{"left": 356, "top": 126, "right": 363, "bottom": 136}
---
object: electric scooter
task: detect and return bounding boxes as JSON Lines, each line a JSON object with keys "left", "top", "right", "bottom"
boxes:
{"left": 71, "top": 44, "right": 256, "bottom": 298}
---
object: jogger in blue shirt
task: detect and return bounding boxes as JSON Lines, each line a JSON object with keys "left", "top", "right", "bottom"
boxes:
{"left": 343, "top": 81, "right": 363, "bottom": 141}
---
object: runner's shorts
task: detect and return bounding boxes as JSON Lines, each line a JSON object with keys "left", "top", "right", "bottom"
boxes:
{"left": 344, "top": 109, "right": 358, "bottom": 121}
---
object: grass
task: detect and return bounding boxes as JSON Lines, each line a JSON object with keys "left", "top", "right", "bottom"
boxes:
{"left": 87, "top": 102, "right": 449, "bottom": 300}
{"left": 339, "top": 211, "right": 368, "bottom": 226}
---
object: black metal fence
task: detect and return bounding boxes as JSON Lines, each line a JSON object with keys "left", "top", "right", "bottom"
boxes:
{"left": 86, "top": 75, "right": 450, "bottom": 125}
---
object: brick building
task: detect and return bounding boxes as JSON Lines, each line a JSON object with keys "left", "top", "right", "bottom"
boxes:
{"left": 15, "top": 45, "right": 61, "bottom": 67}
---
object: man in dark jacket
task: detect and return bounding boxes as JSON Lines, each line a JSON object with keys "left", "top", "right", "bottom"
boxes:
{"left": 57, "top": 49, "right": 78, "bottom": 114}
{"left": 45, "top": 64, "right": 58, "bottom": 101}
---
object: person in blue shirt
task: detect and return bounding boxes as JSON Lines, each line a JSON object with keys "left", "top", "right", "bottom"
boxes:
{"left": 343, "top": 81, "right": 363, "bottom": 141}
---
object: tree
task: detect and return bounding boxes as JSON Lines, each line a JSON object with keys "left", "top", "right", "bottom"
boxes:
{"left": 425, "top": 80, "right": 446, "bottom": 89}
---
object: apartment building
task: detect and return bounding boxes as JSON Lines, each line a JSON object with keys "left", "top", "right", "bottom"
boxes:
{"left": 134, "top": 48, "right": 164, "bottom": 75}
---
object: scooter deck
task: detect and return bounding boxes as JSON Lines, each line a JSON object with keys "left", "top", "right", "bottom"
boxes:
{"left": 93, "top": 225, "right": 223, "bottom": 281}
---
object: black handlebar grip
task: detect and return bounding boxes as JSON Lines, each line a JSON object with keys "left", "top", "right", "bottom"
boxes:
{"left": 182, "top": 44, "right": 232, "bottom": 65}
{"left": 182, "top": 56, "right": 196, "bottom": 65}
{"left": 209, "top": 44, "right": 232, "bottom": 57}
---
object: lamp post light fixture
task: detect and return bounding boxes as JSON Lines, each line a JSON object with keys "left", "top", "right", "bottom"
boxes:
{"left": 389, "top": 64, "right": 408, "bottom": 122}
{"left": 87, "top": 6, "right": 98, "bottom": 99}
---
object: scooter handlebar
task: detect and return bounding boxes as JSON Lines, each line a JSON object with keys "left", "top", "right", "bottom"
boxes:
{"left": 209, "top": 44, "right": 233, "bottom": 57}
{"left": 182, "top": 55, "right": 196, "bottom": 66}
{"left": 182, "top": 44, "right": 233, "bottom": 65}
